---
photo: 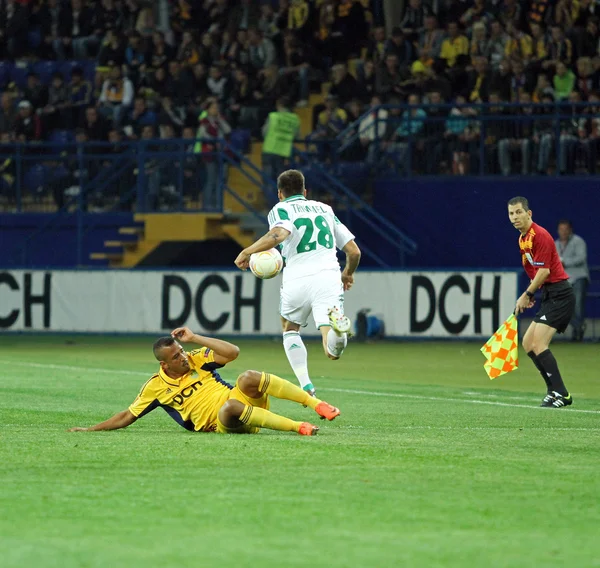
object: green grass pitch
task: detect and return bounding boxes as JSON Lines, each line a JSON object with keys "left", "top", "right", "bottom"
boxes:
{"left": 1, "top": 335, "right": 599, "bottom": 568}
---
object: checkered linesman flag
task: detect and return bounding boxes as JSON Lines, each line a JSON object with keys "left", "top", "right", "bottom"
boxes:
{"left": 480, "top": 314, "right": 519, "bottom": 380}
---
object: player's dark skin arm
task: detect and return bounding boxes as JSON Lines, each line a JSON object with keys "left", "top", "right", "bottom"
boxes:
{"left": 171, "top": 327, "right": 240, "bottom": 364}
{"left": 515, "top": 268, "right": 550, "bottom": 314}
{"left": 234, "top": 227, "right": 291, "bottom": 270}
{"left": 69, "top": 409, "right": 137, "bottom": 432}
{"left": 341, "top": 240, "right": 361, "bottom": 291}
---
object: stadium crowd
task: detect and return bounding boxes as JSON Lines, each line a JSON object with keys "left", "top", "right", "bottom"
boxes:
{"left": 0, "top": 0, "right": 599, "bottom": 198}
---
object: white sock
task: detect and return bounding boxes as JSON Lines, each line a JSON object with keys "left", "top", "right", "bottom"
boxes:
{"left": 326, "top": 328, "right": 347, "bottom": 358}
{"left": 283, "top": 331, "right": 313, "bottom": 390}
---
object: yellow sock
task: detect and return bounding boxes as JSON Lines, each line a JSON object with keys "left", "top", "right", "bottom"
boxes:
{"left": 239, "top": 405, "right": 301, "bottom": 432}
{"left": 259, "top": 372, "right": 320, "bottom": 410}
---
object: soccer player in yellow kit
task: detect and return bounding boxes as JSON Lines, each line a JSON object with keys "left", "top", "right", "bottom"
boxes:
{"left": 69, "top": 327, "right": 340, "bottom": 435}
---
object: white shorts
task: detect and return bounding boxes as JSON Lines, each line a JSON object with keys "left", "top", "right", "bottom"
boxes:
{"left": 280, "top": 270, "right": 345, "bottom": 329}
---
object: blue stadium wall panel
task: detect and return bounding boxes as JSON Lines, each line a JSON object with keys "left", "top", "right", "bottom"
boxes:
{"left": 0, "top": 213, "right": 134, "bottom": 267}
{"left": 373, "top": 178, "right": 600, "bottom": 269}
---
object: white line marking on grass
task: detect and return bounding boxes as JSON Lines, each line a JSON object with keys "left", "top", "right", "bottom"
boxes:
{"left": 321, "top": 388, "right": 600, "bottom": 415}
{"left": 2, "top": 360, "right": 599, "bottom": 415}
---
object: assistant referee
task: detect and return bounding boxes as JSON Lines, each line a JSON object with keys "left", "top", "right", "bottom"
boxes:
{"left": 508, "top": 196, "right": 575, "bottom": 408}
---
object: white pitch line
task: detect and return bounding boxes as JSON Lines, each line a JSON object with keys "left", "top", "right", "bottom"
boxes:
{"left": 1, "top": 359, "right": 599, "bottom": 415}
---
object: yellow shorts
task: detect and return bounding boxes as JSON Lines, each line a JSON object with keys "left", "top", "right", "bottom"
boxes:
{"left": 216, "top": 385, "right": 270, "bottom": 434}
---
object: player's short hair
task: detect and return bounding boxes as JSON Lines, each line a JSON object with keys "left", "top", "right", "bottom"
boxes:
{"left": 508, "top": 196, "right": 530, "bottom": 211}
{"left": 277, "top": 169, "right": 305, "bottom": 197}
{"left": 558, "top": 219, "right": 572, "bottom": 228}
{"left": 153, "top": 336, "right": 176, "bottom": 361}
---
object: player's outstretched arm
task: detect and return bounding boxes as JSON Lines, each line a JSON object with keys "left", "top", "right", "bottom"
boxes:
{"left": 341, "top": 240, "right": 361, "bottom": 291}
{"left": 69, "top": 410, "right": 137, "bottom": 432}
{"left": 171, "top": 326, "right": 240, "bottom": 364}
{"left": 234, "top": 226, "right": 290, "bottom": 270}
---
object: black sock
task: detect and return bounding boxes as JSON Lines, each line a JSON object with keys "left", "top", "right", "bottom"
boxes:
{"left": 536, "top": 349, "right": 569, "bottom": 396}
{"left": 528, "top": 350, "right": 552, "bottom": 392}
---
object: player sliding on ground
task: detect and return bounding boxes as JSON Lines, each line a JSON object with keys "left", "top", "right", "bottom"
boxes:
{"left": 234, "top": 169, "right": 361, "bottom": 398}
{"left": 69, "top": 327, "right": 340, "bottom": 436}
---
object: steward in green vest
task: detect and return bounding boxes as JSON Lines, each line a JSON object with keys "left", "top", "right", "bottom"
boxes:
{"left": 262, "top": 97, "right": 300, "bottom": 190}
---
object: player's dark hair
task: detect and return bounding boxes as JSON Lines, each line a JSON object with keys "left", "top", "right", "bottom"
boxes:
{"left": 558, "top": 219, "right": 572, "bottom": 228}
{"left": 277, "top": 169, "right": 305, "bottom": 197}
{"left": 153, "top": 336, "right": 176, "bottom": 361}
{"left": 508, "top": 196, "right": 530, "bottom": 210}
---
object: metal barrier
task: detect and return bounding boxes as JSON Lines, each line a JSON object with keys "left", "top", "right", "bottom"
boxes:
{"left": 0, "top": 138, "right": 227, "bottom": 214}
{"left": 301, "top": 102, "right": 600, "bottom": 178}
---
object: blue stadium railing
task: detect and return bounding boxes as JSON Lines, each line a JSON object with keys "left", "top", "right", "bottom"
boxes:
{"left": 0, "top": 138, "right": 228, "bottom": 214}
{"left": 300, "top": 102, "right": 600, "bottom": 178}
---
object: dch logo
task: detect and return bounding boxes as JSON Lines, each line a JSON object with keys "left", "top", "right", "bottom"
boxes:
{"left": 171, "top": 381, "right": 203, "bottom": 405}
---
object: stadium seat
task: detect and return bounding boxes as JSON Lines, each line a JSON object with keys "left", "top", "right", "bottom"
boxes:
{"left": 82, "top": 61, "right": 97, "bottom": 83}
{"left": 229, "top": 129, "right": 251, "bottom": 154}
{"left": 49, "top": 130, "right": 75, "bottom": 145}
{"left": 33, "top": 61, "right": 60, "bottom": 85}
{"left": 23, "top": 164, "right": 49, "bottom": 194}
{"left": 10, "top": 64, "right": 30, "bottom": 90}
{"left": 0, "top": 62, "right": 13, "bottom": 88}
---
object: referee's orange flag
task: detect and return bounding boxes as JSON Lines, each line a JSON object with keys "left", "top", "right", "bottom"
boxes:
{"left": 480, "top": 314, "right": 519, "bottom": 379}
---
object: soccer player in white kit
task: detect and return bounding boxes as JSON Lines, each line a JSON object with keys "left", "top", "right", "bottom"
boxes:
{"left": 234, "top": 169, "right": 361, "bottom": 396}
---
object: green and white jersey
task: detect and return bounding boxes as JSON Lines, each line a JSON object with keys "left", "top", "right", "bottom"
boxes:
{"left": 267, "top": 195, "right": 355, "bottom": 282}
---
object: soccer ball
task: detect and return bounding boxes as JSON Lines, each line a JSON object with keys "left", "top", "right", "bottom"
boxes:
{"left": 249, "top": 248, "right": 283, "bottom": 279}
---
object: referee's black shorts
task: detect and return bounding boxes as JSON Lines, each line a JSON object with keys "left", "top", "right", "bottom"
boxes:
{"left": 534, "top": 280, "right": 575, "bottom": 333}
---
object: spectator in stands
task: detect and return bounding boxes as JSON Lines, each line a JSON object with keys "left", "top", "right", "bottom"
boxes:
{"left": 94, "top": 0, "right": 122, "bottom": 36}
{"left": 125, "top": 31, "right": 148, "bottom": 85}
{"left": 262, "top": 96, "right": 300, "bottom": 184}
{"left": 467, "top": 56, "right": 491, "bottom": 102}
{"left": 158, "top": 96, "right": 186, "bottom": 136}
{"left": 206, "top": 64, "right": 231, "bottom": 104}
{"left": 460, "top": 0, "right": 491, "bottom": 33}
{"left": 400, "top": 0, "right": 431, "bottom": 42}
{"left": 14, "top": 101, "right": 42, "bottom": 142}
{"left": 553, "top": 60, "right": 575, "bottom": 100}
{"left": 0, "top": 93, "right": 16, "bottom": 136}
{"left": 39, "top": 0, "right": 69, "bottom": 60}
{"left": 511, "top": 59, "right": 530, "bottom": 100}
{"left": 195, "top": 100, "right": 231, "bottom": 210}
{"left": 1, "top": 0, "right": 29, "bottom": 59}
{"left": 281, "top": 30, "right": 310, "bottom": 107}
{"left": 499, "top": 0, "right": 522, "bottom": 28}
{"left": 191, "top": 63, "right": 209, "bottom": 104}
{"left": 581, "top": 91, "right": 600, "bottom": 173}
{"left": 358, "top": 59, "right": 377, "bottom": 102}
{"left": 532, "top": 72, "right": 555, "bottom": 102}
{"left": 505, "top": 22, "right": 533, "bottom": 64}
{"left": 555, "top": 220, "right": 590, "bottom": 341}
{"left": 483, "top": 91, "right": 510, "bottom": 171}
{"left": 149, "top": 31, "right": 174, "bottom": 72}
{"left": 0, "top": 131, "right": 15, "bottom": 199}
{"left": 166, "top": 61, "right": 194, "bottom": 108}
{"left": 98, "top": 66, "right": 134, "bottom": 127}
{"left": 388, "top": 93, "right": 427, "bottom": 174}
{"left": 384, "top": 27, "right": 413, "bottom": 69}
{"left": 579, "top": 17, "right": 599, "bottom": 59}
{"left": 329, "top": 63, "right": 362, "bottom": 107}
{"left": 248, "top": 28, "right": 277, "bottom": 74}
{"left": 231, "top": 0, "right": 260, "bottom": 31}
{"left": 22, "top": 73, "right": 48, "bottom": 112}
{"left": 68, "top": 66, "right": 92, "bottom": 127}
{"left": 445, "top": 94, "right": 480, "bottom": 174}
{"left": 498, "top": 91, "right": 534, "bottom": 175}
{"left": 41, "top": 72, "right": 70, "bottom": 131}
{"left": 258, "top": 2, "right": 281, "bottom": 45}
{"left": 287, "top": 0, "right": 311, "bottom": 41}
{"left": 544, "top": 25, "right": 573, "bottom": 71}
{"left": 423, "top": 90, "right": 448, "bottom": 173}
{"left": 490, "top": 58, "right": 513, "bottom": 101}
{"left": 177, "top": 30, "right": 200, "bottom": 67}
{"left": 486, "top": 19, "right": 507, "bottom": 69}
{"left": 124, "top": 97, "right": 157, "bottom": 137}
{"left": 559, "top": 90, "right": 585, "bottom": 174}
{"left": 440, "top": 21, "right": 469, "bottom": 69}
{"left": 359, "top": 94, "right": 388, "bottom": 164}
{"left": 376, "top": 54, "right": 406, "bottom": 99}
{"left": 228, "top": 66, "right": 260, "bottom": 131}
{"left": 98, "top": 30, "right": 126, "bottom": 68}
{"left": 366, "top": 26, "right": 387, "bottom": 66}
{"left": 332, "top": 0, "right": 368, "bottom": 58}
{"left": 67, "top": 0, "right": 98, "bottom": 60}
{"left": 419, "top": 15, "right": 444, "bottom": 58}
{"left": 81, "top": 105, "right": 110, "bottom": 141}
{"left": 534, "top": 93, "right": 557, "bottom": 174}
{"left": 575, "top": 57, "right": 599, "bottom": 99}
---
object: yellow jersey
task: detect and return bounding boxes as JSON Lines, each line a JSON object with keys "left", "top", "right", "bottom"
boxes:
{"left": 128, "top": 347, "right": 233, "bottom": 432}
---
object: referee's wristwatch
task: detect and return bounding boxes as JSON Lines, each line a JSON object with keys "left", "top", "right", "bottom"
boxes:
{"left": 525, "top": 290, "right": 535, "bottom": 299}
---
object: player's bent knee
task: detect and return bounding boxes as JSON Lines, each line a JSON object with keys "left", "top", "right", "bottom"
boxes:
{"left": 237, "top": 370, "right": 261, "bottom": 388}
{"left": 219, "top": 399, "right": 245, "bottom": 423}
